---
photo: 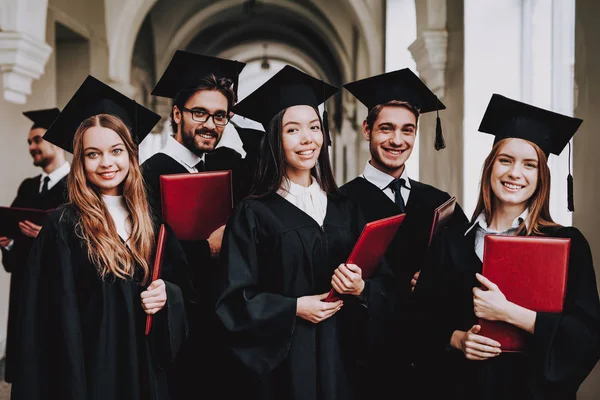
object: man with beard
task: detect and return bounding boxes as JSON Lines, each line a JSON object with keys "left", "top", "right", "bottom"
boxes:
{"left": 141, "top": 50, "right": 262, "bottom": 400}
{"left": 340, "top": 69, "right": 468, "bottom": 399}
{"left": 0, "top": 107, "right": 69, "bottom": 383}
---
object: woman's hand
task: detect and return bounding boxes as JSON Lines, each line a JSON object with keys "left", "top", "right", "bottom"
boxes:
{"left": 141, "top": 279, "right": 167, "bottom": 315}
{"left": 331, "top": 263, "right": 365, "bottom": 296}
{"left": 473, "top": 273, "right": 510, "bottom": 322}
{"left": 296, "top": 293, "right": 343, "bottom": 323}
{"left": 450, "top": 325, "right": 502, "bottom": 360}
{"left": 19, "top": 220, "right": 42, "bottom": 238}
{"left": 411, "top": 270, "right": 420, "bottom": 292}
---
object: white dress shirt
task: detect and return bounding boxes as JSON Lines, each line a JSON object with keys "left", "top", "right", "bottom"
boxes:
{"left": 39, "top": 161, "right": 70, "bottom": 192}
{"left": 102, "top": 194, "right": 132, "bottom": 243}
{"left": 277, "top": 177, "right": 328, "bottom": 227}
{"left": 360, "top": 161, "right": 411, "bottom": 204}
{"left": 465, "top": 208, "right": 530, "bottom": 261}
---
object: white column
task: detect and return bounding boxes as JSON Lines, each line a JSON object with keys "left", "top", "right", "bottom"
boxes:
{"left": 0, "top": 0, "right": 52, "bottom": 103}
{"left": 463, "top": 0, "right": 523, "bottom": 217}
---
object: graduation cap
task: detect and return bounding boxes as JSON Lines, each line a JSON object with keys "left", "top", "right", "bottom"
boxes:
{"left": 343, "top": 68, "right": 447, "bottom": 150}
{"left": 22, "top": 108, "right": 61, "bottom": 130}
{"left": 152, "top": 50, "right": 246, "bottom": 99}
{"left": 43, "top": 75, "right": 161, "bottom": 153}
{"left": 231, "top": 65, "right": 339, "bottom": 145}
{"left": 479, "top": 93, "right": 583, "bottom": 211}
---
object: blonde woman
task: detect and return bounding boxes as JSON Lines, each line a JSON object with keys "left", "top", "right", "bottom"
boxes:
{"left": 11, "top": 77, "right": 192, "bottom": 400}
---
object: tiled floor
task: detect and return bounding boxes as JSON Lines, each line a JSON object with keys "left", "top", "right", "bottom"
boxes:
{"left": 0, "top": 381, "right": 9, "bottom": 400}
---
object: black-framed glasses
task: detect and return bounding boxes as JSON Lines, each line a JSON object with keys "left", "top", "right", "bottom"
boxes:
{"left": 181, "top": 107, "right": 230, "bottom": 126}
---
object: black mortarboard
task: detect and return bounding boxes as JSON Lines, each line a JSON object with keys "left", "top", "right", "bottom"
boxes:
{"left": 479, "top": 93, "right": 583, "bottom": 211}
{"left": 344, "top": 68, "right": 447, "bottom": 150}
{"left": 151, "top": 50, "right": 246, "bottom": 99}
{"left": 43, "top": 75, "right": 161, "bottom": 153}
{"left": 22, "top": 108, "right": 61, "bottom": 130}
{"left": 232, "top": 65, "right": 339, "bottom": 145}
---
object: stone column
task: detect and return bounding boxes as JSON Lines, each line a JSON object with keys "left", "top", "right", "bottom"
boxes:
{"left": 0, "top": 0, "right": 52, "bottom": 103}
{"left": 574, "top": 0, "right": 600, "bottom": 396}
{"left": 410, "top": 0, "right": 464, "bottom": 202}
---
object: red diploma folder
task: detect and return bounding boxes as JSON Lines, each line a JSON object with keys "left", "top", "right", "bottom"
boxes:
{"left": 0, "top": 206, "right": 53, "bottom": 237}
{"left": 145, "top": 224, "right": 167, "bottom": 336}
{"left": 325, "top": 213, "right": 406, "bottom": 302}
{"left": 160, "top": 171, "right": 233, "bottom": 241}
{"left": 428, "top": 196, "right": 456, "bottom": 247}
{"left": 479, "top": 235, "right": 571, "bottom": 352}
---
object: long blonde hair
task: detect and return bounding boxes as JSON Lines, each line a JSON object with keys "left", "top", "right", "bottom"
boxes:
{"left": 68, "top": 114, "right": 155, "bottom": 283}
{"left": 472, "top": 138, "right": 559, "bottom": 236}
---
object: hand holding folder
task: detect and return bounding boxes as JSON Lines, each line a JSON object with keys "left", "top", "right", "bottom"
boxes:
{"left": 0, "top": 206, "right": 53, "bottom": 238}
{"left": 478, "top": 235, "right": 571, "bottom": 352}
{"left": 145, "top": 224, "right": 167, "bottom": 335}
{"left": 325, "top": 214, "right": 405, "bottom": 302}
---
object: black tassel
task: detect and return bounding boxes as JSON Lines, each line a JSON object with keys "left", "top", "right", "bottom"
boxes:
{"left": 567, "top": 174, "right": 574, "bottom": 212}
{"left": 567, "top": 141, "right": 574, "bottom": 212}
{"left": 434, "top": 108, "right": 445, "bottom": 151}
{"left": 323, "top": 109, "right": 331, "bottom": 146}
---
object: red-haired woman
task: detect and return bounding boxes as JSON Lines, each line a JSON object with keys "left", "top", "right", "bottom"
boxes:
{"left": 414, "top": 94, "right": 600, "bottom": 399}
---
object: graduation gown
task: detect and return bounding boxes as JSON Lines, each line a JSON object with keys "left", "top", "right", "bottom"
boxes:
{"left": 10, "top": 205, "right": 190, "bottom": 400}
{"left": 140, "top": 139, "right": 259, "bottom": 400}
{"left": 340, "top": 176, "right": 468, "bottom": 397}
{"left": 414, "top": 223, "right": 600, "bottom": 400}
{"left": 215, "top": 193, "right": 395, "bottom": 400}
{"left": 1, "top": 174, "right": 68, "bottom": 383}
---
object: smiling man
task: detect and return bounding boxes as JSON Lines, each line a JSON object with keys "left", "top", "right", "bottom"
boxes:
{"left": 341, "top": 68, "right": 468, "bottom": 399}
{"left": 140, "top": 50, "right": 261, "bottom": 400}
{"left": 0, "top": 108, "right": 69, "bottom": 384}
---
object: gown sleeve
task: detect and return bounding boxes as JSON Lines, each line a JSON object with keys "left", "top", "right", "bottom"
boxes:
{"left": 529, "top": 227, "right": 600, "bottom": 393}
{"left": 11, "top": 212, "right": 88, "bottom": 400}
{"left": 215, "top": 202, "right": 297, "bottom": 377}
{"left": 148, "top": 223, "right": 194, "bottom": 369}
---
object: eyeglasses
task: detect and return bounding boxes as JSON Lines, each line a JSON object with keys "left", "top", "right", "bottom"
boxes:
{"left": 181, "top": 107, "right": 230, "bottom": 126}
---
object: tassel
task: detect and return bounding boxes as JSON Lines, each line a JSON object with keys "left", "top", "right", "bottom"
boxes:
{"left": 567, "top": 141, "right": 574, "bottom": 212}
{"left": 434, "top": 108, "right": 445, "bottom": 151}
{"left": 323, "top": 109, "right": 331, "bottom": 146}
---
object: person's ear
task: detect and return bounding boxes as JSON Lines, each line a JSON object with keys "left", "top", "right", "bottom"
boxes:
{"left": 361, "top": 120, "right": 371, "bottom": 141}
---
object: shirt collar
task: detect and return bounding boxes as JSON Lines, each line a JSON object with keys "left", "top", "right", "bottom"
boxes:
{"left": 362, "top": 160, "right": 411, "bottom": 190}
{"left": 161, "top": 135, "right": 203, "bottom": 169}
{"left": 278, "top": 177, "right": 322, "bottom": 198}
{"left": 41, "top": 161, "right": 70, "bottom": 183}
{"left": 216, "top": 124, "right": 247, "bottom": 158}
{"left": 465, "top": 208, "right": 530, "bottom": 236}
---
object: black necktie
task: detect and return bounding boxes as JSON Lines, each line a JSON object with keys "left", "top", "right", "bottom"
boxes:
{"left": 195, "top": 160, "right": 205, "bottom": 172}
{"left": 388, "top": 178, "right": 406, "bottom": 213}
{"left": 40, "top": 176, "right": 50, "bottom": 194}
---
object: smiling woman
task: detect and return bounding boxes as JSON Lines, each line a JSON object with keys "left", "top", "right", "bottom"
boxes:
{"left": 214, "top": 65, "right": 395, "bottom": 399}
{"left": 413, "top": 94, "right": 600, "bottom": 400}
{"left": 10, "top": 76, "right": 193, "bottom": 400}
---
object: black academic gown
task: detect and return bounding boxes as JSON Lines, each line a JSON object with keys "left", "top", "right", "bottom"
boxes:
{"left": 1, "top": 174, "right": 68, "bottom": 383}
{"left": 340, "top": 176, "right": 468, "bottom": 398}
{"left": 10, "top": 205, "right": 190, "bottom": 400}
{"left": 140, "top": 135, "right": 260, "bottom": 400}
{"left": 414, "top": 223, "right": 600, "bottom": 400}
{"left": 215, "top": 193, "right": 395, "bottom": 400}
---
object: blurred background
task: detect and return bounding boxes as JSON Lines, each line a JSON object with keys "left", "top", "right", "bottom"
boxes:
{"left": 0, "top": 0, "right": 598, "bottom": 397}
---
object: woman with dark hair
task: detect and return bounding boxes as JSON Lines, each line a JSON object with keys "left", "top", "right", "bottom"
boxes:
{"left": 414, "top": 94, "right": 600, "bottom": 399}
{"left": 11, "top": 76, "right": 192, "bottom": 400}
{"left": 214, "top": 65, "right": 395, "bottom": 400}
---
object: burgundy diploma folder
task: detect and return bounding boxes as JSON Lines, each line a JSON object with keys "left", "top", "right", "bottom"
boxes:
{"left": 160, "top": 171, "right": 233, "bottom": 241}
{"left": 145, "top": 224, "right": 167, "bottom": 336}
{"left": 325, "top": 213, "right": 406, "bottom": 302}
{"left": 428, "top": 196, "right": 457, "bottom": 247}
{"left": 0, "top": 206, "right": 53, "bottom": 237}
{"left": 479, "top": 234, "right": 571, "bottom": 352}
